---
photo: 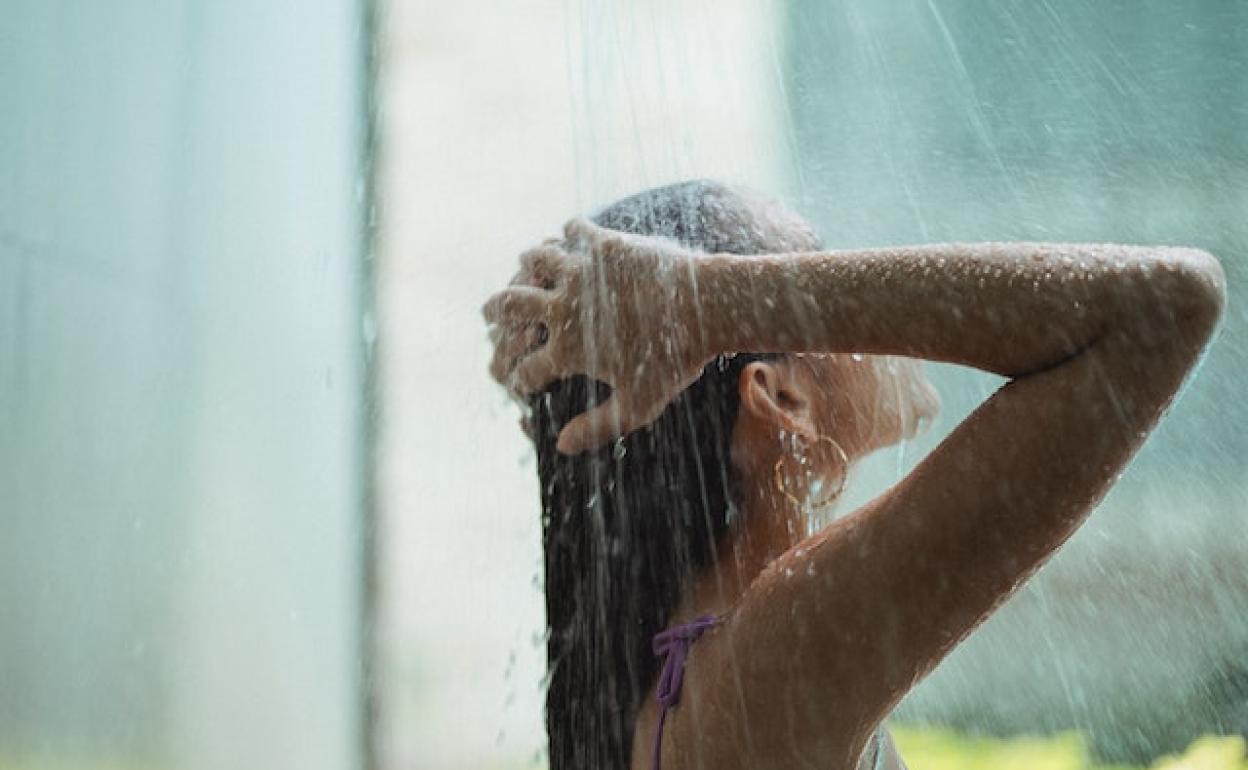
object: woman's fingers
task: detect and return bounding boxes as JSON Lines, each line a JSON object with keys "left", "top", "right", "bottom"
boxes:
{"left": 510, "top": 347, "right": 566, "bottom": 395}
{"left": 519, "top": 243, "right": 567, "bottom": 288}
{"left": 563, "top": 217, "right": 614, "bottom": 253}
{"left": 482, "top": 285, "right": 551, "bottom": 325}
{"left": 555, "top": 392, "right": 673, "bottom": 455}
{"left": 489, "top": 323, "right": 544, "bottom": 384}
{"left": 556, "top": 397, "right": 625, "bottom": 455}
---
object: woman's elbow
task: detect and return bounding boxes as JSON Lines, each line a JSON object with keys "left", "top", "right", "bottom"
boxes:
{"left": 1136, "top": 247, "right": 1226, "bottom": 347}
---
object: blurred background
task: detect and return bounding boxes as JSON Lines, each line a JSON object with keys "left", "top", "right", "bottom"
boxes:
{"left": 2, "top": 1, "right": 1246, "bottom": 770}
{"left": 1, "top": 2, "right": 368, "bottom": 769}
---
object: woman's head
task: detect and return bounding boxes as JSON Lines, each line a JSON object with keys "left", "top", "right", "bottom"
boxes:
{"left": 530, "top": 180, "right": 936, "bottom": 770}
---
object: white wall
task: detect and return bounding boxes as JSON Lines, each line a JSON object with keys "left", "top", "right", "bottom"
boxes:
{"left": 0, "top": 2, "right": 366, "bottom": 768}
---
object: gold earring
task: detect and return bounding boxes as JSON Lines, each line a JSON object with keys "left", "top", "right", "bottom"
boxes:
{"left": 773, "top": 453, "right": 802, "bottom": 509}
{"left": 811, "top": 435, "right": 850, "bottom": 508}
{"left": 773, "top": 435, "right": 850, "bottom": 509}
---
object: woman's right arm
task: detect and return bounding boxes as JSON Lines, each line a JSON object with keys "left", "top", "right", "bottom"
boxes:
{"left": 672, "top": 240, "right": 1224, "bottom": 766}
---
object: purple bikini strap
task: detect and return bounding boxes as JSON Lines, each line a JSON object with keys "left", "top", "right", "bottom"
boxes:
{"left": 651, "top": 614, "right": 720, "bottom": 770}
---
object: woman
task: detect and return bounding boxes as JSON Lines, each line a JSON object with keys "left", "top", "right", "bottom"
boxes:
{"left": 482, "top": 181, "right": 1225, "bottom": 770}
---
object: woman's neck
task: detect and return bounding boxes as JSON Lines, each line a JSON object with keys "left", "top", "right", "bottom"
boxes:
{"left": 678, "top": 489, "right": 804, "bottom": 620}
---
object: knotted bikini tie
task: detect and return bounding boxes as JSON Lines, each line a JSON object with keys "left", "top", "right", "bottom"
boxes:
{"left": 651, "top": 614, "right": 720, "bottom": 770}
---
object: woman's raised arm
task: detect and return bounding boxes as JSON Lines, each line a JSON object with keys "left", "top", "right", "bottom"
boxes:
{"left": 662, "top": 240, "right": 1225, "bottom": 768}
{"left": 695, "top": 240, "right": 1223, "bottom": 378}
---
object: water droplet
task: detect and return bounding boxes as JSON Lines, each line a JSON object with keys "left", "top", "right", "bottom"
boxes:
{"left": 850, "top": 352, "right": 865, "bottom": 362}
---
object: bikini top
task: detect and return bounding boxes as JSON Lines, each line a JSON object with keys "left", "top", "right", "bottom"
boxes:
{"left": 650, "top": 615, "right": 893, "bottom": 770}
{"left": 650, "top": 615, "right": 720, "bottom": 770}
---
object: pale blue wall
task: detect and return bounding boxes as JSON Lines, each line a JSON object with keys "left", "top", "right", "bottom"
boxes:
{"left": 0, "top": 2, "right": 367, "bottom": 768}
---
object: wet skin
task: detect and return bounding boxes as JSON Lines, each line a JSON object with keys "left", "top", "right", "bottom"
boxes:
{"left": 484, "top": 220, "right": 1225, "bottom": 770}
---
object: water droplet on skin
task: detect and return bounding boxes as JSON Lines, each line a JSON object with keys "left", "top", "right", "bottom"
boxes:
{"left": 850, "top": 352, "right": 865, "bottom": 362}
{"left": 784, "top": 567, "right": 794, "bottom": 578}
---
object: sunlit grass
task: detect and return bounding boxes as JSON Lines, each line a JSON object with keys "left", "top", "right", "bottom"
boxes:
{"left": 892, "top": 728, "right": 1248, "bottom": 770}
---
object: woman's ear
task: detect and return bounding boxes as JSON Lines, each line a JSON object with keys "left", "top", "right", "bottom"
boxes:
{"left": 739, "top": 361, "right": 818, "bottom": 440}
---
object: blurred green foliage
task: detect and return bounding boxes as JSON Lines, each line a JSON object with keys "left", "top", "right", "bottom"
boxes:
{"left": 892, "top": 727, "right": 1248, "bottom": 770}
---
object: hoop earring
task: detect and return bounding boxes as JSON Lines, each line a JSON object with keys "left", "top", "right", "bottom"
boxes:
{"left": 810, "top": 435, "right": 850, "bottom": 508}
{"left": 773, "top": 454, "right": 802, "bottom": 510}
{"left": 773, "top": 435, "right": 851, "bottom": 509}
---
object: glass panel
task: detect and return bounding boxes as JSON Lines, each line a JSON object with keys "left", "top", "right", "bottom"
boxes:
{"left": 0, "top": 2, "right": 368, "bottom": 769}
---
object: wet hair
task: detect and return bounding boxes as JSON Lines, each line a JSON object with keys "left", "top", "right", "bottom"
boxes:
{"left": 532, "top": 180, "right": 821, "bottom": 770}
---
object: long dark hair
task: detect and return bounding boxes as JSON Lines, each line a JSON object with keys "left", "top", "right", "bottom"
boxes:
{"left": 532, "top": 180, "right": 821, "bottom": 769}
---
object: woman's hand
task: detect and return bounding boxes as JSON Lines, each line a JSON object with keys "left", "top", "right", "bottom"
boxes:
{"left": 483, "top": 219, "right": 717, "bottom": 454}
